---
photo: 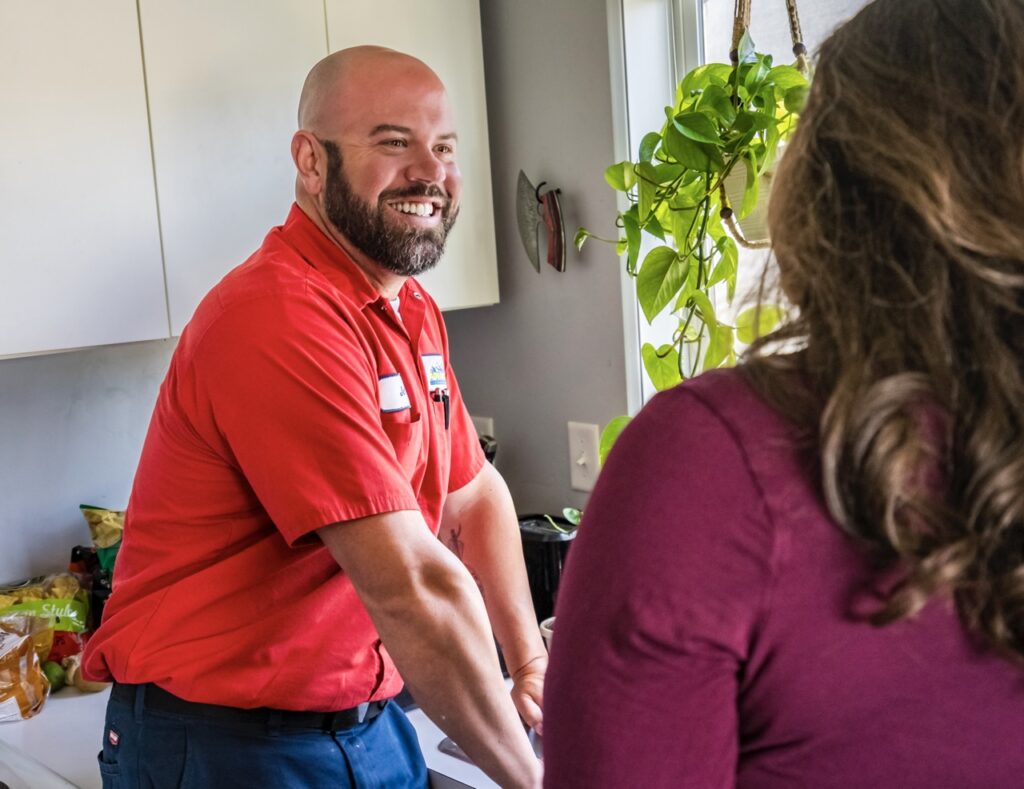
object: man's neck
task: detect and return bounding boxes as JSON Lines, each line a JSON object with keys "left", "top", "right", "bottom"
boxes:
{"left": 296, "top": 196, "right": 406, "bottom": 299}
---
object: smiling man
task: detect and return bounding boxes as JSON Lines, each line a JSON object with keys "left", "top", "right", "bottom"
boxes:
{"left": 83, "top": 47, "right": 545, "bottom": 789}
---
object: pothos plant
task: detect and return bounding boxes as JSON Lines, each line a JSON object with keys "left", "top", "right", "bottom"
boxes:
{"left": 577, "top": 34, "right": 810, "bottom": 460}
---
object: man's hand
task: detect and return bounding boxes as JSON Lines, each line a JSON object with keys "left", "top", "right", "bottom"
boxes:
{"left": 510, "top": 654, "right": 547, "bottom": 734}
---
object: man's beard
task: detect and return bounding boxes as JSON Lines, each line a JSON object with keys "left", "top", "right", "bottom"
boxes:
{"left": 321, "top": 139, "right": 458, "bottom": 277}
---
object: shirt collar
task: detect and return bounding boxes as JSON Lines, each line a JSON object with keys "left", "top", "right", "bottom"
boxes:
{"left": 279, "top": 203, "right": 395, "bottom": 310}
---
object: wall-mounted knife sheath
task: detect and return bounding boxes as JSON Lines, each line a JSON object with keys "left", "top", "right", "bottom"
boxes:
{"left": 516, "top": 170, "right": 566, "bottom": 273}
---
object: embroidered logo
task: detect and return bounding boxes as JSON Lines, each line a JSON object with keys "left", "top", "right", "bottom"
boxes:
{"left": 378, "top": 373, "right": 411, "bottom": 412}
{"left": 420, "top": 354, "right": 447, "bottom": 391}
{"left": 108, "top": 728, "right": 120, "bottom": 746}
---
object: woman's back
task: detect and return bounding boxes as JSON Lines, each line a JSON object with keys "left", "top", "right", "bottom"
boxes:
{"left": 543, "top": 369, "right": 1024, "bottom": 788}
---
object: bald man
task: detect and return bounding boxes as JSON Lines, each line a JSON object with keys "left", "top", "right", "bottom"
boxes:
{"left": 83, "top": 47, "right": 544, "bottom": 789}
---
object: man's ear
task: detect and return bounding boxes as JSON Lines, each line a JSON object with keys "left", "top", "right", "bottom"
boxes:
{"left": 292, "top": 131, "right": 325, "bottom": 196}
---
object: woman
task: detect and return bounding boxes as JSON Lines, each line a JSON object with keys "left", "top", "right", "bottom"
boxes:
{"left": 543, "top": 0, "right": 1024, "bottom": 786}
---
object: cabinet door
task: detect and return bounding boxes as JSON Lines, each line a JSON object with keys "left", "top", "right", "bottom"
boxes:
{"left": 0, "top": 0, "right": 167, "bottom": 357}
{"left": 324, "top": 1, "right": 500, "bottom": 311}
{"left": 139, "top": 0, "right": 327, "bottom": 335}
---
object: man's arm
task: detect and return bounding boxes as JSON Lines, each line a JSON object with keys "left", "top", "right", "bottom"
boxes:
{"left": 439, "top": 463, "right": 549, "bottom": 732}
{"left": 318, "top": 512, "right": 540, "bottom": 789}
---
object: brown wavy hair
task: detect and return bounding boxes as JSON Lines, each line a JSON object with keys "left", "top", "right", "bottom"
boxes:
{"left": 744, "top": 0, "right": 1024, "bottom": 660}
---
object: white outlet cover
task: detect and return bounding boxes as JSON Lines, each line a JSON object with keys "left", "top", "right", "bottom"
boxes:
{"left": 567, "top": 421, "right": 601, "bottom": 492}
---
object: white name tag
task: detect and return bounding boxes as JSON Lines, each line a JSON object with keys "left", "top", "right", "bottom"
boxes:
{"left": 378, "top": 373, "right": 411, "bottom": 412}
{"left": 421, "top": 354, "right": 447, "bottom": 391}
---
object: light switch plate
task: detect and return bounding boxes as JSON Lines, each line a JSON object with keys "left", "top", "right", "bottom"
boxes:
{"left": 567, "top": 421, "right": 601, "bottom": 492}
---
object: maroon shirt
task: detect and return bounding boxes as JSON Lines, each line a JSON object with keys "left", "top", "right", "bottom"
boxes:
{"left": 544, "top": 369, "right": 1024, "bottom": 788}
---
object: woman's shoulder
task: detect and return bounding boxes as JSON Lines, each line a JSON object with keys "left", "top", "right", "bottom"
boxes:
{"left": 647, "top": 367, "right": 797, "bottom": 445}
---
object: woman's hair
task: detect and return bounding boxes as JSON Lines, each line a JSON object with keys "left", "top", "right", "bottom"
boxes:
{"left": 745, "top": 0, "right": 1024, "bottom": 660}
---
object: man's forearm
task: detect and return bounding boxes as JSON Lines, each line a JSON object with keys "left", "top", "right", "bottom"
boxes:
{"left": 317, "top": 514, "right": 540, "bottom": 789}
{"left": 370, "top": 560, "right": 540, "bottom": 788}
{"left": 441, "top": 466, "right": 547, "bottom": 676}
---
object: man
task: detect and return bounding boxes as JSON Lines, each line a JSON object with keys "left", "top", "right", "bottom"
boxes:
{"left": 83, "top": 46, "right": 546, "bottom": 789}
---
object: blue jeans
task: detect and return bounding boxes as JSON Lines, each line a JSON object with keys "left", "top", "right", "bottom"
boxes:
{"left": 96, "top": 686, "right": 428, "bottom": 788}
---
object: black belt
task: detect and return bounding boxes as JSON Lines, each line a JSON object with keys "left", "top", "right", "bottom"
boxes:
{"left": 112, "top": 682, "right": 390, "bottom": 732}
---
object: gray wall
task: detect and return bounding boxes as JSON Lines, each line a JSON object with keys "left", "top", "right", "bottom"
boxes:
{"left": 445, "top": 0, "right": 629, "bottom": 514}
{"left": 0, "top": 341, "right": 176, "bottom": 582}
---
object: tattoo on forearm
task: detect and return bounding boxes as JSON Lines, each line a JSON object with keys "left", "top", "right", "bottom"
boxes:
{"left": 445, "top": 524, "right": 485, "bottom": 602}
{"left": 446, "top": 524, "right": 465, "bottom": 560}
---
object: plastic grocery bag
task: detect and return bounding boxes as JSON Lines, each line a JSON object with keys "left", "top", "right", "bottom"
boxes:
{"left": 0, "top": 615, "right": 50, "bottom": 722}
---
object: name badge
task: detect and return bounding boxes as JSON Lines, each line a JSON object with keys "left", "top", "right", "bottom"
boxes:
{"left": 378, "top": 373, "right": 411, "bottom": 412}
{"left": 421, "top": 354, "right": 447, "bottom": 391}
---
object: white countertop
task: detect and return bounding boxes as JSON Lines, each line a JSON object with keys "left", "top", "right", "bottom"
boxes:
{"left": 0, "top": 687, "right": 500, "bottom": 788}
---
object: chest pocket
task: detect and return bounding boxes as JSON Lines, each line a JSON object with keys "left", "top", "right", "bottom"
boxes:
{"left": 380, "top": 409, "right": 423, "bottom": 478}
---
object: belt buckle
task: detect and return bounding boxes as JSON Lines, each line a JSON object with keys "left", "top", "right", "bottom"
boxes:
{"left": 355, "top": 702, "right": 371, "bottom": 724}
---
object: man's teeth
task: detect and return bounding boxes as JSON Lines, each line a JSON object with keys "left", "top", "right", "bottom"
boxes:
{"left": 394, "top": 202, "right": 435, "bottom": 217}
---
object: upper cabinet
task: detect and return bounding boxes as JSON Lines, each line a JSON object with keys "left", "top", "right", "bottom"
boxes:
{"left": 0, "top": 1, "right": 498, "bottom": 357}
{"left": 138, "top": 0, "right": 327, "bottom": 335}
{"left": 325, "top": 1, "right": 500, "bottom": 311}
{"left": 0, "top": 0, "right": 167, "bottom": 357}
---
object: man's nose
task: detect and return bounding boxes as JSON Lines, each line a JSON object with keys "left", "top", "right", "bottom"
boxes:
{"left": 406, "top": 147, "right": 446, "bottom": 185}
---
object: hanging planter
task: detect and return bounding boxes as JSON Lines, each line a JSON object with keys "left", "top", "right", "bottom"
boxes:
{"left": 577, "top": 0, "right": 812, "bottom": 396}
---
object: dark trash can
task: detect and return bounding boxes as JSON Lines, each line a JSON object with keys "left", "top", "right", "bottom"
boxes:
{"left": 518, "top": 514, "right": 577, "bottom": 623}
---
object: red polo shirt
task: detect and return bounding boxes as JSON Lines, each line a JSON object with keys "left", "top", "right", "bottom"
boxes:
{"left": 83, "top": 204, "right": 484, "bottom": 711}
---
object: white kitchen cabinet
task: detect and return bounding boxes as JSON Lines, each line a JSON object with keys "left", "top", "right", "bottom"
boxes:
{"left": 325, "top": 0, "right": 501, "bottom": 311}
{"left": 1, "top": 1, "right": 499, "bottom": 358}
{"left": 0, "top": 0, "right": 167, "bottom": 357}
{"left": 138, "top": 0, "right": 328, "bottom": 335}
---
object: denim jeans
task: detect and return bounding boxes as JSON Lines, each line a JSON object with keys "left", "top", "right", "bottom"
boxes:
{"left": 96, "top": 686, "right": 428, "bottom": 788}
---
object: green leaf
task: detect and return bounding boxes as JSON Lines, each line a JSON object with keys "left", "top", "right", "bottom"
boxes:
{"left": 732, "top": 110, "right": 775, "bottom": 135}
{"left": 653, "top": 163, "right": 685, "bottom": 184}
{"left": 740, "top": 154, "right": 759, "bottom": 218}
{"left": 708, "top": 236, "right": 738, "bottom": 288}
{"left": 703, "top": 324, "right": 735, "bottom": 370}
{"left": 641, "top": 343, "right": 683, "bottom": 391}
{"left": 638, "top": 132, "right": 661, "bottom": 163}
{"left": 562, "top": 507, "right": 583, "bottom": 526}
{"left": 574, "top": 228, "right": 590, "bottom": 251}
{"left": 622, "top": 208, "right": 641, "bottom": 274}
{"left": 669, "top": 205, "right": 700, "bottom": 249}
{"left": 645, "top": 214, "right": 666, "bottom": 241}
{"left": 735, "top": 304, "right": 784, "bottom": 344}
{"left": 663, "top": 124, "right": 712, "bottom": 172}
{"left": 635, "top": 161, "right": 660, "bottom": 221}
{"left": 599, "top": 416, "right": 632, "bottom": 466}
{"left": 673, "top": 112, "right": 722, "bottom": 146}
{"left": 784, "top": 85, "right": 810, "bottom": 114}
{"left": 604, "top": 161, "right": 636, "bottom": 192}
{"left": 766, "top": 65, "right": 807, "bottom": 92}
{"left": 742, "top": 57, "right": 770, "bottom": 93}
{"left": 637, "top": 246, "right": 689, "bottom": 323}
{"left": 689, "top": 290, "right": 718, "bottom": 332}
{"left": 737, "top": 30, "right": 757, "bottom": 64}
{"left": 695, "top": 84, "right": 737, "bottom": 126}
{"left": 678, "top": 63, "right": 733, "bottom": 102}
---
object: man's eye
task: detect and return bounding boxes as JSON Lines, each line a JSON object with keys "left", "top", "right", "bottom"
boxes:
{"left": 436, "top": 145, "right": 454, "bottom": 155}
{"left": 383, "top": 139, "right": 407, "bottom": 148}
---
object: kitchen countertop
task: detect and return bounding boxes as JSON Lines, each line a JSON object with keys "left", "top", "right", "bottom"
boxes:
{"left": 0, "top": 687, "right": 502, "bottom": 788}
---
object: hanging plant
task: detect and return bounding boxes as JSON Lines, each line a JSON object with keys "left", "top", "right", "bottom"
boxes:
{"left": 580, "top": 2, "right": 813, "bottom": 464}
{"left": 579, "top": 30, "right": 808, "bottom": 395}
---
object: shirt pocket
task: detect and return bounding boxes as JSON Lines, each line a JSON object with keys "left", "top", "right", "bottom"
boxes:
{"left": 380, "top": 409, "right": 423, "bottom": 478}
